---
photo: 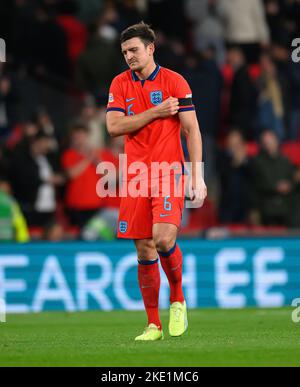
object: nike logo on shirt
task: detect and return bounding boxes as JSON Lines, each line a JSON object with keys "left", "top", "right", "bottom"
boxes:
{"left": 126, "top": 98, "right": 135, "bottom": 102}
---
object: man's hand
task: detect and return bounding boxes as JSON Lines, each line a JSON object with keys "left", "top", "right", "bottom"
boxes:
{"left": 153, "top": 97, "right": 179, "bottom": 118}
{"left": 189, "top": 177, "right": 207, "bottom": 207}
{"left": 49, "top": 174, "right": 65, "bottom": 186}
{"left": 0, "top": 78, "right": 11, "bottom": 95}
{"left": 276, "top": 180, "right": 292, "bottom": 195}
{"left": 107, "top": 97, "right": 179, "bottom": 137}
{"left": 83, "top": 148, "right": 101, "bottom": 165}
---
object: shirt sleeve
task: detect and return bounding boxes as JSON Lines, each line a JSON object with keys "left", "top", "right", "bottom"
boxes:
{"left": 106, "top": 76, "right": 126, "bottom": 114}
{"left": 173, "top": 74, "right": 195, "bottom": 113}
{"left": 62, "top": 150, "right": 77, "bottom": 169}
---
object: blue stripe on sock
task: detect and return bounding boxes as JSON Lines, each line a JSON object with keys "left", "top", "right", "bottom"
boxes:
{"left": 138, "top": 258, "right": 159, "bottom": 265}
{"left": 158, "top": 243, "right": 177, "bottom": 258}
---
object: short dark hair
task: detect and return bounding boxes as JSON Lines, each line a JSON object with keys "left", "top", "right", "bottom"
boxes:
{"left": 31, "top": 130, "right": 52, "bottom": 143}
{"left": 120, "top": 22, "right": 155, "bottom": 46}
{"left": 69, "top": 123, "right": 88, "bottom": 135}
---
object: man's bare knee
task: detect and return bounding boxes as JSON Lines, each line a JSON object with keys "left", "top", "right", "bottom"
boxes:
{"left": 153, "top": 234, "right": 175, "bottom": 253}
{"left": 155, "top": 238, "right": 174, "bottom": 252}
{"left": 153, "top": 224, "right": 177, "bottom": 252}
{"left": 134, "top": 239, "right": 157, "bottom": 260}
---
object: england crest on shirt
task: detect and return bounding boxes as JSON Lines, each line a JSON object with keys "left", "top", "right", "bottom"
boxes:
{"left": 108, "top": 93, "right": 114, "bottom": 103}
{"left": 119, "top": 221, "right": 128, "bottom": 233}
{"left": 150, "top": 90, "right": 163, "bottom": 105}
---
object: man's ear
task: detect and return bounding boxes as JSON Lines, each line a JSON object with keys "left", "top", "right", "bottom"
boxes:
{"left": 148, "top": 43, "right": 155, "bottom": 55}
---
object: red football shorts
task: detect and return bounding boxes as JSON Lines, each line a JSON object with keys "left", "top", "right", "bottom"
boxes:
{"left": 117, "top": 174, "right": 185, "bottom": 239}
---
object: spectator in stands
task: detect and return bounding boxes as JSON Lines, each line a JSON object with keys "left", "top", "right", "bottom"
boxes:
{"left": 288, "top": 166, "right": 300, "bottom": 228}
{"left": 257, "top": 53, "right": 286, "bottom": 141}
{"left": 287, "top": 0, "right": 300, "bottom": 39}
{"left": 184, "top": 48, "right": 222, "bottom": 136}
{"left": 265, "top": 0, "right": 300, "bottom": 45}
{"left": 271, "top": 42, "right": 294, "bottom": 136}
{"left": 0, "top": 68, "right": 18, "bottom": 144}
{"left": 9, "top": 131, "right": 65, "bottom": 227}
{"left": 9, "top": 120, "right": 40, "bottom": 156}
{"left": 148, "top": 0, "right": 186, "bottom": 42}
{"left": 79, "top": 95, "right": 106, "bottom": 149}
{"left": 75, "top": 18, "right": 121, "bottom": 96}
{"left": 56, "top": 0, "right": 88, "bottom": 72}
{"left": 62, "top": 124, "right": 103, "bottom": 228}
{"left": 81, "top": 135, "right": 122, "bottom": 241}
{"left": 183, "top": 48, "right": 222, "bottom": 187}
{"left": 217, "top": 130, "right": 253, "bottom": 223}
{"left": 0, "top": 144, "right": 10, "bottom": 180}
{"left": 0, "top": 179, "right": 30, "bottom": 242}
{"left": 153, "top": 31, "right": 185, "bottom": 73}
{"left": 16, "top": 2, "right": 71, "bottom": 81}
{"left": 98, "top": 135, "right": 122, "bottom": 215}
{"left": 8, "top": 117, "right": 60, "bottom": 176}
{"left": 1, "top": 0, "right": 300, "bottom": 239}
{"left": 74, "top": 0, "right": 104, "bottom": 23}
{"left": 36, "top": 108, "right": 59, "bottom": 148}
{"left": 114, "top": 0, "right": 144, "bottom": 33}
{"left": 265, "top": 0, "right": 287, "bottom": 44}
{"left": 252, "top": 130, "right": 294, "bottom": 225}
{"left": 227, "top": 47, "right": 257, "bottom": 138}
{"left": 288, "top": 59, "right": 300, "bottom": 140}
{"left": 217, "top": 0, "right": 270, "bottom": 63}
{"left": 186, "top": 0, "right": 226, "bottom": 64}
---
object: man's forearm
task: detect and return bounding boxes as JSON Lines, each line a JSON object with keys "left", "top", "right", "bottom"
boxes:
{"left": 107, "top": 97, "right": 179, "bottom": 137}
{"left": 186, "top": 127, "right": 203, "bottom": 182}
{"left": 108, "top": 108, "right": 158, "bottom": 137}
{"left": 66, "top": 158, "right": 90, "bottom": 179}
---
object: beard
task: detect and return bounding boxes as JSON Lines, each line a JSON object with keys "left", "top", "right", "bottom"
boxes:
{"left": 128, "top": 61, "right": 143, "bottom": 72}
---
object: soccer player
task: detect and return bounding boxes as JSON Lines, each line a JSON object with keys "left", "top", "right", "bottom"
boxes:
{"left": 106, "top": 22, "right": 207, "bottom": 341}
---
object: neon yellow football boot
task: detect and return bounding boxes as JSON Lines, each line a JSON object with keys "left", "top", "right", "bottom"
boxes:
{"left": 134, "top": 323, "right": 164, "bottom": 341}
{"left": 169, "top": 300, "right": 188, "bottom": 337}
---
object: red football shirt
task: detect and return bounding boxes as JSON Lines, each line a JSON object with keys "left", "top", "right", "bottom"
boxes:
{"left": 107, "top": 65, "right": 194, "bottom": 180}
{"left": 62, "top": 149, "right": 103, "bottom": 210}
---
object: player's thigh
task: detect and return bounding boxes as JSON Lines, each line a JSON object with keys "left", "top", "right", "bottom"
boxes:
{"left": 151, "top": 185, "right": 183, "bottom": 251}
{"left": 151, "top": 174, "right": 184, "bottom": 224}
{"left": 117, "top": 195, "right": 153, "bottom": 239}
{"left": 134, "top": 238, "right": 157, "bottom": 261}
{"left": 152, "top": 223, "right": 178, "bottom": 252}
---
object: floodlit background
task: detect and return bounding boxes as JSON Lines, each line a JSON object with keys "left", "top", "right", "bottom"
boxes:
{"left": 1, "top": 0, "right": 300, "bottom": 241}
{"left": 0, "top": 0, "right": 300, "bottom": 314}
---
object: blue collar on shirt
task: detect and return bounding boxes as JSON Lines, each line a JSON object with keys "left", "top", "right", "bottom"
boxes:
{"left": 131, "top": 64, "right": 161, "bottom": 82}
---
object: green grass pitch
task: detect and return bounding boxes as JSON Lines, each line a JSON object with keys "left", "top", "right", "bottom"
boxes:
{"left": 0, "top": 308, "right": 299, "bottom": 366}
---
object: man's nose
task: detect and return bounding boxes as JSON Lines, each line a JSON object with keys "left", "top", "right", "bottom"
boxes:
{"left": 126, "top": 53, "right": 133, "bottom": 61}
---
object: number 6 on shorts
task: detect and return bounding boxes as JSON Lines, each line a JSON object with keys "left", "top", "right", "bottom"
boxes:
{"left": 164, "top": 195, "right": 172, "bottom": 211}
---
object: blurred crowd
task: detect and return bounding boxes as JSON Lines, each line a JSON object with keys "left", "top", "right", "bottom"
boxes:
{"left": 0, "top": 0, "right": 300, "bottom": 242}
